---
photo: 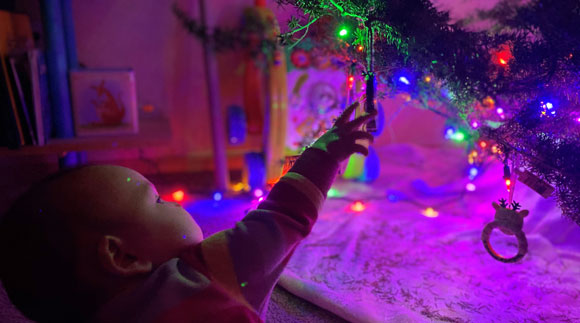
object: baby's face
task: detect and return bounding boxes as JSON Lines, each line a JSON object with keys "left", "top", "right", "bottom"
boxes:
{"left": 70, "top": 165, "right": 203, "bottom": 265}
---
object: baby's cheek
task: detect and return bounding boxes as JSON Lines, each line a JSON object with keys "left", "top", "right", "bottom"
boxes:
{"left": 182, "top": 221, "right": 203, "bottom": 245}
{"left": 174, "top": 213, "right": 202, "bottom": 245}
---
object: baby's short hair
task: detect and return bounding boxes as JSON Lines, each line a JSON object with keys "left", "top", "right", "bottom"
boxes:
{"left": 0, "top": 165, "right": 93, "bottom": 322}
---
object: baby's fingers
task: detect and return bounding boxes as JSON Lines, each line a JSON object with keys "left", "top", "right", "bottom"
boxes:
{"left": 342, "top": 110, "right": 378, "bottom": 133}
{"left": 348, "top": 143, "right": 370, "bottom": 156}
{"left": 334, "top": 102, "right": 359, "bottom": 127}
{"left": 348, "top": 131, "right": 374, "bottom": 144}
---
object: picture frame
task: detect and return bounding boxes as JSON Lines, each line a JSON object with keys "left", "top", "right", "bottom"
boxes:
{"left": 69, "top": 69, "right": 138, "bottom": 136}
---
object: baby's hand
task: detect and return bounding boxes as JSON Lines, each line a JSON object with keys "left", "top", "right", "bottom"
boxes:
{"left": 310, "top": 102, "right": 377, "bottom": 162}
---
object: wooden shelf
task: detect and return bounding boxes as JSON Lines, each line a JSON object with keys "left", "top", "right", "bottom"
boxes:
{"left": 0, "top": 118, "right": 172, "bottom": 156}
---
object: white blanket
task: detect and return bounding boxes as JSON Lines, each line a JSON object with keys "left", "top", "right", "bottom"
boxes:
{"left": 279, "top": 144, "right": 580, "bottom": 322}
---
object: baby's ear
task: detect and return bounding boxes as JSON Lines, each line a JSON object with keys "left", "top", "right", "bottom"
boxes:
{"left": 97, "top": 235, "right": 152, "bottom": 276}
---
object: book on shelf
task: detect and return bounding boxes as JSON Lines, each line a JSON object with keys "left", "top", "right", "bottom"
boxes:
{"left": 1, "top": 50, "right": 52, "bottom": 148}
{"left": 9, "top": 54, "right": 37, "bottom": 145}
{"left": 1, "top": 10, "right": 51, "bottom": 148}
{"left": 0, "top": 55, "right": 24, "bottom": 148}
{"left": 29, "top": 49, "right": 49, "bottom": 146}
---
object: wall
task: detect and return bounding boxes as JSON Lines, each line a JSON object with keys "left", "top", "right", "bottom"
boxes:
{"left": 72, "top": 0, "right": 260, "bottom": 173}
{"left": 71, "top": 0, "right": 448, "bottom": 172}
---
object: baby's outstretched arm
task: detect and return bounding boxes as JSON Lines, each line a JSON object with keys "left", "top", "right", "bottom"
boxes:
{"left": 192, "top": 103, "right": 375, "bottom": 316}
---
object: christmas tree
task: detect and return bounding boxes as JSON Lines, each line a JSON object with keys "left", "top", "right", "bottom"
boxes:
{"left": 275, "top": 0, "right": 580, "bottom": 224}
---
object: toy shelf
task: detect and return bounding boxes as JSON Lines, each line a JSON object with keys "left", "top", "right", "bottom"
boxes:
{"left": 0, "top": 118, "right": 171, "bottom": 156}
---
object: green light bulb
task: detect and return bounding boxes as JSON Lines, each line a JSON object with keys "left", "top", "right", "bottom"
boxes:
{"left": 338, "top": 28, "right": 348, "bottom": 37}
{"left": 451, "top": 131, "right": 466, "bottom": 142}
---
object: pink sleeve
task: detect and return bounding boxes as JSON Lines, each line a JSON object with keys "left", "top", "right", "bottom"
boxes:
{"left": 199, "top": 148, "right": 340, "bottom": 317}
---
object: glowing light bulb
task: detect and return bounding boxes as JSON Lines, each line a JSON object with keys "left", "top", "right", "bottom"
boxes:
{"left": 172, "top": 190, "right": 185, "bottom": 202}
{"left": 350, "top": 200, "right": 366, "bottom": 212}
{"left": 479, "top": 141, "right": 487, "bottom": 148}
{"left": 328, "top": 188, "right": 340, "bottom": 198}
{"left": 451, "top": 131, "right": 465, "bottom": 142}
{"left": 253, "top": 188, "right": 264, "bottom": 198}
{"left": 338, "top": 28, "right": 348, "bottom": 37}
{"left": 471, "top": 121, "right": 479, "bottom": 128}
{"left": 445, "top": 127, "right": 455, "bottom": 138}
{"left": 576, "top": 117, "right": 580, "bottom": 123}
{"left": 424, "top": 76, "right": 431, "bottom": 82}
{"left": 422, "top": 207, "right": 439, "bottom": 218}
{"left": 499, "top": 58, "right": 507, "bottom": 65}
{"left": 482, "top": 96, "right": 495, "bottom": 107}
{"left": 231, "top": 182, "right": 245, "bottom": 192}
{"left": 357, "top": 45, "right": 364, "bottom": 52}
{"left": 545, "top": 102, "right": 553, "bottom": 109}
{"left": 496, "top": 107, "right": 504, "bottom": 115}
{"left": 398, "top": 76, "right": 410, "bottom": 85}
{"left": 505, "top": 179, "right": 511, "bottom": 192}
{"left": 466, "top": 183, "right": 476, "bottom": 192}
{"left": 213, "top": 192, "right": 222, "bottom": 201}
{"left": 258, "top": 196, "right": 264, "bottom": 202}
{"left": 469, "top": 167, "right": 479, "bottom": 178}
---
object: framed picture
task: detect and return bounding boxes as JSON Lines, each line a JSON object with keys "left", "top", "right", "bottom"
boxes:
{"left": 70, "top": 69, "right": 138, "bottom": 136}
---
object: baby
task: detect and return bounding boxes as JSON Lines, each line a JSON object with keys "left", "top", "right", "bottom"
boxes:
{"left": 0, "top": 103, "right": 375, "bottom": 322}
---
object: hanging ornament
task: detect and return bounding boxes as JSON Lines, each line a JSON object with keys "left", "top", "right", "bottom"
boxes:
{"left": 482, "top": 199, "right": 529, "bottom": 263}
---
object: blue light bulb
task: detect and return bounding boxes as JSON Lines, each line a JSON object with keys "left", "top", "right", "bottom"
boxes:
{"left": 469, "top": 167, "right": 479, "bottom": 178}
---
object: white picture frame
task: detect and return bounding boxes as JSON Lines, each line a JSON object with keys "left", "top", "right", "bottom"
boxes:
{"left": 70, "top": 69, "right": 138, "bottom": 136}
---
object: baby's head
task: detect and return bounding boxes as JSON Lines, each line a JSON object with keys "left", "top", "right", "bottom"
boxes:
{"left": 0, "top": 165, "right": 203, "bottom": 321}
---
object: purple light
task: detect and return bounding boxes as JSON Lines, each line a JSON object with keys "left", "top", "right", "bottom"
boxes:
{"left": 253, "top": 188, "right": 264, "bottom": 198}
{"left": 496, "top": 107, "right": 504, "bottom": 115}
{"left": 471, "top": 121, "right": 479, "bottom": 128}
{"left": 576, "top": 117, "right": 580, "bottom": 123}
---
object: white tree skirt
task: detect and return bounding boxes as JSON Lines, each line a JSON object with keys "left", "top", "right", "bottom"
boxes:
{"left": 279, "top": 143, "right": 580, "bottom": 323}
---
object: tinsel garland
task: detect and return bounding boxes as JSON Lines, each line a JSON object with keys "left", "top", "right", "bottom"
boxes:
{"left": 173, "top": 0, "right": 580, "bottom": 224}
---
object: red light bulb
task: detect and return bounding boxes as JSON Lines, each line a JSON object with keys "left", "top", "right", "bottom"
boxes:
{"left": 172, "top": 190, "right": 185, "bottom": 202}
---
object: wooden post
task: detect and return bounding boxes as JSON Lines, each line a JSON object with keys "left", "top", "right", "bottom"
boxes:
{"left": 199, "top": 0, "right": 229, "bottom": 191}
